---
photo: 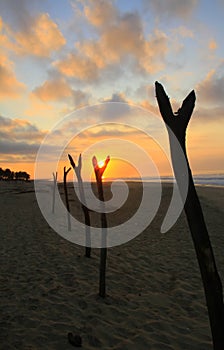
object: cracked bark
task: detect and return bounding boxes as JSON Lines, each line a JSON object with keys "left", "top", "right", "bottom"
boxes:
{"left": 155, "top": 81, "right": 224, "bottom": 350}
{"left": 92, "top": 155, "right": 110, "bottom": 298}
{"left": 63, "top": 166, "right": 71, "bottom": 231}
{"left": 68, "top": 154, "right": 91, "bottom": 257}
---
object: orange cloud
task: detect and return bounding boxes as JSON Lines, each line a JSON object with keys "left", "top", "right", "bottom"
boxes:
{"left": 140, "top": 29, "right": 168, "bottom": 73}
{"left": 32, "top": 77, "right": 90, "bottom": 109}
{"left": 0, "top": 17, "right": 15, "bottom": 52}
{"left": 33, "top": 78, "right": 73, "bottom": 102}
{"left": 0, "top": 53, "right": 25, "bottom": 99}
{"left": 208, "top": 39, "right": 217, "bottom": 51}
{"left": 14, "top": 13, "right": 66, "bottom": 57}
{"left": 139, "top": 100, "right": 159, "bottom": 116}
{"left": 0, "top": 17, "right": 26, "bottom": 99}
{"left": 54, "top": 53, "right": 98, "bottom": 81}
{"left": 54, "top": 11, "right": 168, "bottom": 81}
{"left": 88, "top": 15, "right": 167, "bottom": 73}
{"left": 84, "top": 0, "right": 117, "bottom": 28}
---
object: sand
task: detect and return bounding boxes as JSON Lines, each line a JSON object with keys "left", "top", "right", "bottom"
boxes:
{"left": 0, "top": 180, "right": 223, "bottom": 349}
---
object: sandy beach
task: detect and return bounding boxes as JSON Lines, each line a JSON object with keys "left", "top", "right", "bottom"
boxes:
{"left": 0, "top": 180, "right": 223, "bottom": 349}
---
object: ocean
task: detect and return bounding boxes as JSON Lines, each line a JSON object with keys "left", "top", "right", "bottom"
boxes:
{"left": 44, "top": 174, "right": 224, "bottom": 187}
{"left": 112, "top": 174, "right": 224, "bottom": 187}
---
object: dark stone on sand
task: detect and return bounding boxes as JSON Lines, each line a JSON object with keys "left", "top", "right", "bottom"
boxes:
{"left": 68, "top": 333, "right": 82, "bottom": 347}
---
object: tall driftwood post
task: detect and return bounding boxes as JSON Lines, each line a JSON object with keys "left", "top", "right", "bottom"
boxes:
{"left": 52, "top": 171, "right": 57, "bottom": 214}
{"left": 68, "top": 154, "right": 91, "bottom": 258}
{"left": 155, "top": 81, "right": 224, "bottom": 350}
{"left": 92, "top": 155, "right": 110, "bottom": 298}
{"left": 63, "top": 166, "right": 71, "bottom": 231}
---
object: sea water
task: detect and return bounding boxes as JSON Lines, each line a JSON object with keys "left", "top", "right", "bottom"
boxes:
{"left": 113, "top": 174, "right": 224, "bottom": 187}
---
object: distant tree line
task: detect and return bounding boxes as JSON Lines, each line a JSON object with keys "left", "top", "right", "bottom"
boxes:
{"left": 0, "top": 167, "right": 30, "bottom": 181}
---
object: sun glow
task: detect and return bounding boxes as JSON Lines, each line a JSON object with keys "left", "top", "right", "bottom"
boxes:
{"left": 98, "top": 160, "right": 105, "bottom": 168}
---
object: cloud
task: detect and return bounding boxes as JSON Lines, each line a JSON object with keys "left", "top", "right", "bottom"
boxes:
{"left": 0, "top": 17, "right": 14, "bottom": 52}
{"left": 79, "top": 124, "right": 140, "bottom": 139}
{"left": 171, "top": 26, "right": 194, "bottom": 38}
{"left": 54, "top": 8, "right": 168, "bottom": 82}
{"left": 0, "top": 53, "right": 26, "bottom": 99}
{"left": 1, "top": 10, "right": 66, "bottom": 61}
{"left": 99, "top": 91, "right": 159, "bottom": 121}
{"left": 134, "top": 84, "right": 159, "bottom": 115}
{"left": 139, "top": 29, "right": 168, "bottom": 73}
{"left": 33, "top": 78, "right": 72, "bottom": 101}
{"left": 13, "top": 13, "right": 66, "bottom": 57}
{"left": 164, "top": 26, "right": 194, "bottom": 56}
{"left": 32, "top": 77, "right": 90, "bottom": 109}
{"left": 85, "top": 12, "right": 144, "bottom": 60}
{"left": 0, "top": 140, "right": 39, "bottom": 155}
{"left": 0, "top": 115, "right": 64, "bottom": 165}
{"left": 0, "top": 115, "right": 81, "bottom": 165}
{"left": 0, "top": 115, "right": 46, "bottom": 161}
{"left": 197, "top": 68, "right": 224, "bottom": 107}
{"left": 83, "top": 0, "right": 118, "bottom": 28}
{"left": 0, "top": 115, "right": 45, "bottom": 142}
{"left": 87, "top": 11, "right": 168, "bottom": 73}
{"left": 135, "top": 84, "right": 155, "bottom": 100}
{"left": 54, "top": 53, "right": 98, "bottom": 81}
{"left": 208, "top": 39, "right": 217, "bottom": 51}
{"left": 139, "top": 100, "right": 159, "bottom": 116}
{"left": 100, "top": 93, "right": 128, "bottom": 103}
{"left": 145, "top": 0, "right": 198, "bottom": 19}
{"left": 194, "top": 106, "right": 224, "bottom": 121}
{"left": 0, "top": 0, "right": 40, "bottom": 32}
{"left": 0, "top": 18, "right": 26, "bottom": 99}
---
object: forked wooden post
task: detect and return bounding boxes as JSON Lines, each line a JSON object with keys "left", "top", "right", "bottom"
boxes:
{"left": 52, "top": 171, "right": 57, "bottom": 214}
{"left": 63, "top": 166, "right": 71, "bottom": 231}
{"left": 92, "top": 155, "right": 110, "bottom": 298}
{"left": 155, "top": 81, "right": 224, "bottom": 350}
{"left": 68, "top": 154, "right": 91, "bottom": 258}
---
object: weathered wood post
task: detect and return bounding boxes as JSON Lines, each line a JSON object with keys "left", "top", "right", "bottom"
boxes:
{"left": 52, "top": 171, "right": 57, "bottom": 214}
{"left": 63, "top": 166, "right": 71, "bottom": 231}
{"left": 92, "top": 155, "right": 110, "bottom": 298}
{"left": 155, "top": 81, "right": 224, "bottom": 350}
{"left": 68, "top": 154, "right": 91, "bottom": 258}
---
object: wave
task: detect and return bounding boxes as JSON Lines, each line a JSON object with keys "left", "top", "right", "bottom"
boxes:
{"left": 106, "top": 174, "right": 224, "bottom": 187}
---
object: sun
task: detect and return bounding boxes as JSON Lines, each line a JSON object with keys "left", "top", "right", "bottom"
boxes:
{"left": 98, "top": 160, "right": 105, "bottom": 168}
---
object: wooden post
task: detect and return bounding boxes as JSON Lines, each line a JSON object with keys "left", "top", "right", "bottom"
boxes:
{"left": 92, "top": 155, "right": 110, "bottom": 298}
{"left": 155, "top": 81, "right": 224, "bottom": 350}
{"left": 68, "top": 154, "right": 91, "bottom": 258}
{"left": 63, "top": 166, "right": 71, "bottom": 231}
{"left": 52, "top": 171, "right": 57, "bottom": 214}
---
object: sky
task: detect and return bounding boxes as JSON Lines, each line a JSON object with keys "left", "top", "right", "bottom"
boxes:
{"left": 0, "top": 0, "right": 223, "bottom": 180}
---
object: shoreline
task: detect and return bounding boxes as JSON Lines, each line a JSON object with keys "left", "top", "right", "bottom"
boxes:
{"left": 27, "top": 178, "right": 224, "bottom": 188}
